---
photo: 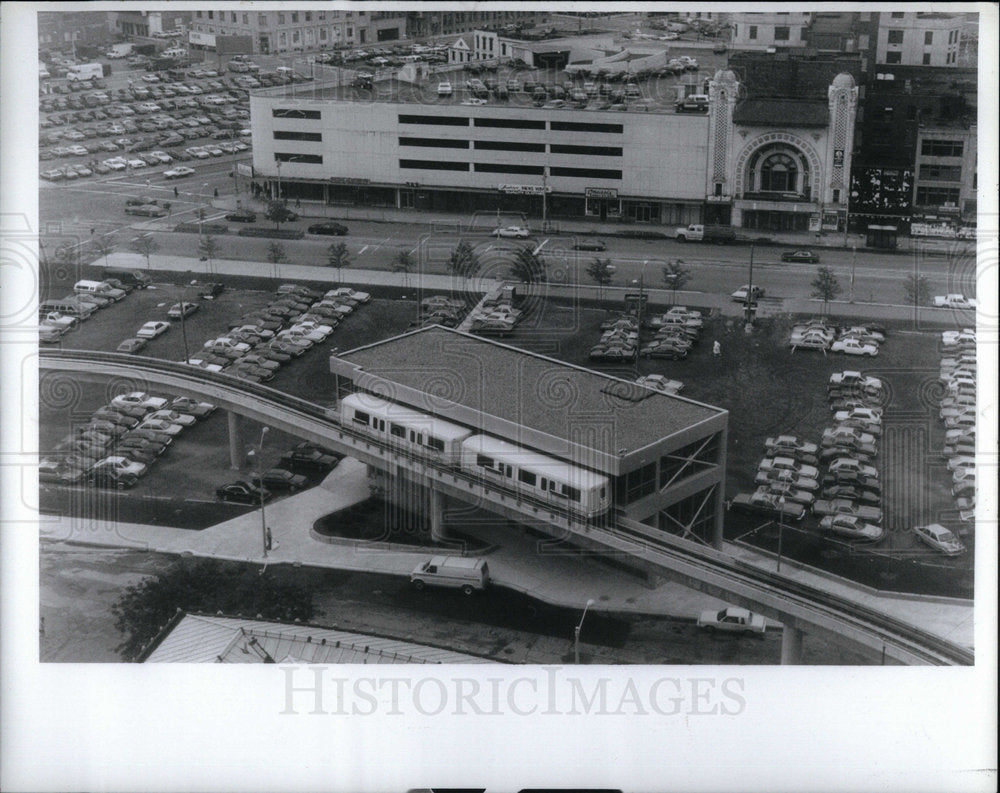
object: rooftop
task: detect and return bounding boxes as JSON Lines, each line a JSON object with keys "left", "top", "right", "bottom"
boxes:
{"left": 733, "top": 98, "right": 830, "bottom": 127}
{"left": 338, "top": 326, "right": 726, "bottom": 457}
{"left": 141, "top": 612, "right": 491, "bottom": 663}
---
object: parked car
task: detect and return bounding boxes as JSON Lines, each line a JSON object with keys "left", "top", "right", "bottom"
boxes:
{"left": 812, "top": 498, "right": 882, "bottom": 523}
{"left": 90, "top": 468, "right": 140, "bottom": 490}
{"left": 756, "top": 483, "right": 814, "bottom": 506}
{"left": 225, "top": 209, "right": 256, "bottom": 222}
{"left": 729, "top": 491, "right": 806, "bottom": 521}
{"left": 167, "top": 302, "right": 199, "bottom": 318}
{"left": 731, "top": 285, "right": 764, "bottom": 303}
{"left": 758, "top": 456, "right": 819, "bottom": 480}
{"left": 754, "top": 468, "right": 819, "bottom": 492}
{"left": 831, "top": 338, "right": 879, "bottom": 357}
{"left": 145, "top": 409, "right": 197, "bottom": 428}
{"left": 125, "top": 204, "right": 166, "bottom": 217}
{"left": 138, "top": 417, "right": 184, "bottom": 436}
{"left": 216, "top": 480, "right": 272, "bottom": 504}
{"left": 111, "top": 391, "right": 167, "bottom": 411}
{"left": 163, "top": 165, "right": 195, "bottom": 179}
{"left": 764, "top": 435, "right": 818, "bottom": 458}
{"left": 819, "top": 515, "right": 884, "bottom": 542}
{"left": 136, "top": 321, "right": 170, "bottom": 338}
{"left": 279, "top": 448, "right": 339, "bottom": 471}
{"left": 251, "top": 468, "right": 309, "bottom": 492}
{"left": 912, "top": 523, "right": 966, "bottom": 555}
{"left": 169, "top": 397, "right": 216, "bottom": 418}
{"left": 696, "top": 607, "right": 766, "bottom": 635}
{"left": 307, "top": 221, "right": 348, "bottom": 236}
{"left": 494, "top": 225, "right": 530, "bottom": 238}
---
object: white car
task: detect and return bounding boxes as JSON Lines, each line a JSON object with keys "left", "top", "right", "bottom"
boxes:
{"left": 186, "top": 147, "right": 211, "bottom": 159}
{"left": 291, "top": 320, "right": 334, "bottom": 337}
{"left": 102, "top": 158, "right": 127, "bottom": 171}
{"left": 461, "top": 97, "right": 487, "bottom": 106}
{"left": 635, "top": 374, "right": 684, "bottom": 395}
{"left": 111, "top": 391, "right": 168, "bottom": 411}
{"left": 136, "top": 321, "right": 170, "bottom": 338}
{"left": 829, "top": 371, "right": 883, "bottom": 390}
{"left": 148, "top": 150, "right": 173, "bottom": 164}
{"left": 696, "top": 607, "right": 766, "bottom": 635}
{"left": 278, "top": 328, "right": 323, "bottom": 344}
{"left": 145, "top": 409, "right": 197, "bottom": 428}
{"left": 325, "top": 287, "right": 370, "bottom": 303}
{"left": 126, "top": 158, "right": 147, "bottom": 169}
{"left": 912, "top": 524, "right": 966, "bottom": 555}
{"left": 831, "top": 338, "right": 878, "bottom": 356}
{"left": 941, "top": 329, "right": 976, "bottom": 347}
{"left": 163, "top": 166, "right": 194, "bottom": 179}
{"left": 828, "top": 457, "right": 878, "bottom": 479}
{"left": 833, "top": 407, "right": 882, "bottom": 426}
{"left": 139, "top": 417, "right": 184, "bottom": 436}
{"left": 731, "top": 285, "right": 764, "bottom": 302}
{"left": 494, "top": 225, "right": 530, "bottom": 238}
{"left": 934, "top": 294, "right": 976, "bottom": 309}
{"left": 437, "top": 81, "right": 453, "bottom": 96}
{"left": 94, "top": 455, "right": 148, "bottom": 478}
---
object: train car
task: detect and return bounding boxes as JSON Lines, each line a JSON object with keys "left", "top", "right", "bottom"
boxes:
{"left": 340, "top": 393, "right": 472, "bottom": 464}
{"left": 460, "top": 435, "right": 610, "bottom": 518}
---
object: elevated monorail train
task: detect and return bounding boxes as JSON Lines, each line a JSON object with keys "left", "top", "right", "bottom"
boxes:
{"left": 339, "top": 393, "right": 610, "bottom": 518}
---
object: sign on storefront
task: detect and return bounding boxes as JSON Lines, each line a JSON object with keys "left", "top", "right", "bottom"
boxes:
{"left": 585, "top": 187, "right": 618, "bottom": 198}
{"left": 808, "top": 214, "right": 821, "bottom": 231}
{"left": 498, "top": 184, "right": 549, "bottom": 195}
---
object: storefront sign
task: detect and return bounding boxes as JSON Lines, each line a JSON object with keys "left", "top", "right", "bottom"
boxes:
{"left": 329, "top": 177, "right": 370, "bottom": 185}
{"left": 585, "top": 187, "right": 618, "bottom": 198}
{"left": 498, "top": 184, "right": 548, "bottom": 195}
{"left": 188, "top": 31, "right": 216, "bottom": 48}
{"left": 236, "top": 162, "right": 253, "bottom": 177}
{"left": 808, "top": 214, "right": 821, "bottom": 232}
{"left": 822, "top": 211, "right": 840, "bottom": 231}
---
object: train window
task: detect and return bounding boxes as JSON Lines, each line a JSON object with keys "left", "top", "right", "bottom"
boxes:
{"left": 426, "top": 437, "right": 445, "bottom": 452}
{"left": 352, "top": 410, "right": 370, "bottom": 425}
{"left": 505, "top": 464, "right": 513, "bottom": 478}
{"left": 540, "top": 477, "right": 548, "bottom": 490}
{"left": 600, "top": 486, "right": 606, "bottom": 498}
{"left": 389, "top": 424, "right": 405, "bottom": 438}
{"left": 377, "top": 419, "right": 386, "bottom": 431}
{"left": 518, "top": 469, "right": 537, "bottom": 486}
{"left": 476, "top": 454, "right": 494, "bottom": 469}
{"left": 565, "top": 486, "right": 581, "bottom": 502}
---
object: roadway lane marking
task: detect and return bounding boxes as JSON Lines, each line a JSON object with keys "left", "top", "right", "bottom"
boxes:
{"left": 358, "top": 244, "right": 369, "bottom": 255}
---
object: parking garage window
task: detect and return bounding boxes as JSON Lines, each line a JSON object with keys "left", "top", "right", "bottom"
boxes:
{"left": 275, "top": 153, "right": 323, "bottom": 163}
{"left": 399, "top": 137, "right": 471, "bottom": 149}
{"left": 399, "top": 114, "right": 470, "bottom": 126}
{"left": 549, "top": 121, "right": 623, "bottom": 134}
{"left": 474, "top": 140, "right": 546, "bottom": 152}
{"left": 399, "top": 159, "right": 470, "bottom": 171}
{"left": 474, "top": 117, "right": 546, "bottom": 130}
{"left": 549, "top": 144, "right": 623, "bottom": 157}
{"left": 272, "top": 108, "right": 321, "bottom": 120}
{"left": 474, "top": 163, "right": 545, "bottom": 175}
{"left": 273, "top": 131, "right": 323, "bottom": 142}
{"left": 549, "top": 166, "right": 623, "bottom": 180}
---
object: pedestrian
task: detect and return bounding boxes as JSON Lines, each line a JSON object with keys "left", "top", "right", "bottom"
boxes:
{"left": 295, "top": 197, "right": 301, "bottom": 208}
{"left": 213, "top": 187, "right": 219, "bottom": 198}
{"left": 173, "top": 186, "right": 178, "bottom": 198}
{"left": 265, "top": 527, "right": 273, "bottom": 551}
{"left": 713, "top": 340, "right": 721, "bottom": 356}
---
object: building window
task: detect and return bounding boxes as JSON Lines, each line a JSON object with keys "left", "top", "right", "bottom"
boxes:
{"left": 922, "top": 53, "right": 932, "bottom": 65}
{"left": 400, "top": 137, "right": 471, "bottom": 149}
{"left": 921, "top": 139, "right": 964, "bottom": 157}
{"left": 277, "top": 12, "right": 285, "bottom": 24}
{"left": 207, "top": 10, "right": 213, "bottom": 19}
{"left": 774, "top": 26, "right": 790, "bottom": 41}
{"left": 291, "top": 12, "right": 298, "bottom": 23}
{"left": 549, "top": 144, "right": 623, "bottom": 157}
{"left": 275, "top": 153, "right": 323, "bottom": 164}
{"left": 474, "top": 117, "right": 546, "bottom": 130}
{"left": 616, "top": 461, "right": 657, "bottom": 504}
{"left": 305, "top": 11, "right": 312, "bottom": 22}
{"left": 890, "top": 11, "right": 905, "bottom": 17}
{"left": 259, "top": 14, "right": 267, "bottom": 26}
{"left": 399, "top": 159, "right": 470, "bottom": 171}
{"left": 924, "top": 31, "right": 933, "bottom": 45}
{"left": 660, "top": 488, "right": 717, "bottom": 541}
{"left": 272, "top": 108, "right": 321, "bottom": 120}
{"left": 832, "top": 188, "right": 841, "bottom": 203}
{"left": 230, "top": 12, "right": 236, "bottom": 23}
{"left": 659, "top": 435, "right": 721, "bottom": 487}
{"left": 915, "top": 186, "right": 961, "bottom": 205}
{"left": 885, "top": 51, "right": 902, "bottom": 63}
{"left": 760, "top": 152, "right": 798, "bottom": 192}
{"left": 749, "top": 25, "right": 757, "bottom": 40}
{"left": 887, "top": 29, "right": 904, "bottom": 44}
{"left": 549, "top": 121, "right": 623, "bottom": 134}
{"left": 273, "top": 131, "right": 323, "bottom": 142}
{"left": 474, "top": 162, "right": 545, "bottom": 175}
{"left": 474, "top": 140, "right": 546, "bottom": 152}
{"left": 549, "top": 166, "right": 623, "bottom": 180}
{"left": 919, "top": 164, "right": 963, "bottom": 181}
{"left": 399, "top": 114, "right": 469, "bottom": 126}
{"left": 320, "top": 28, "right": 327, "bottom": 41}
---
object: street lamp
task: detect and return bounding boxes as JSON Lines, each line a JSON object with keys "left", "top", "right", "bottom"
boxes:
{"left": 246, "top": 427, "right": 271, "bottom": 558}
{"left": 574, "top": 598, "right": 596, "bottom": 664}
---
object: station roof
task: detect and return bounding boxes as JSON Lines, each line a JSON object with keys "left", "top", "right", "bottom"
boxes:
{"left": 338, "top": 326, "right": 726, "bottom": 456}
{"left": 733, "top": 98, "right": 830, "bottom": 127}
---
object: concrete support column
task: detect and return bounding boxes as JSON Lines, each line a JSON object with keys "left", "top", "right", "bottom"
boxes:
{"left": 227, "top": 411, "right": 245, "bottom": 470}
{"left": 780, "top": 621, "right": 805, "bottom": 665}
{"left": 429, "top": 487, "right": 448, "bottom": 543}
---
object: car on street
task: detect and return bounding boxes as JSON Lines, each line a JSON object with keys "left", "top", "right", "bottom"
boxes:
{"left": 912, "top": 523, "right": 966, "bottom": 555}
{"left": 225, "top": 209, "right": 256, "bottom": 222}
{"left": 163, "top": 165, "right": 195, "bottom": 179}
{"left": 136, "top": 321, "right": 170, "bottom": 339}
{"left": 819, "top": 515, "right": 884, "bottom": 542}
{"left": 167, "top": 302, "right": 199, "bottom": 318}
{"left": 731, "top": 285, "right": 764, "bottom": 303}
{"left": 933, "top": 294, "right": 976, "bottom": 309}
{"left": 696, "top": 607, "right": 766, "bottom": 635}
{"left": 780, "top": 250, "right": 819, "bottom": 263}
{"left": 279, "top": 448, "right": 339, "bottom": 471}
{"left": 125, "top": 204, "right": 166, "bottom": 217}
{"left": 216, "top": 480, "right": 272, "bottom": 504}
{"left": 573, "top": 239, "right": 607, "bottom": 251}
{"left": 494, "top": 225, "right": 530, "bottom": 238}
{"left": 250, "top": 468, "right": 309, "bottom": 492}
{"left": 729, "top": 491, "right": 806, "bottom": 521}
{"left": 307, "top": 221, "right": 349, "bottom": 236}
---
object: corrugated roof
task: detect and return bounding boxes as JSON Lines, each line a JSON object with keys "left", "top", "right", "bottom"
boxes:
{"left": 734, "top": 99, "right": 830, "bottom": 127}
{"left": 339, "top": 326, "right": 725, "bottom": 456}
{"left": 143, "top": 614, "right": 491, "bottom": 664}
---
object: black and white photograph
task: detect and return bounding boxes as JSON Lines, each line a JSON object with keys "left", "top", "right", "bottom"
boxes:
{"left": 2, "top": 3, "right": 996, "bottom": 792}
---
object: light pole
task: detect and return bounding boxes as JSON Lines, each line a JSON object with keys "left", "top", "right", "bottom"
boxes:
{"left": 198, "top": 182, "right": 210, "bottom": 240}
{"left": 247, "top": 427, "right": 271, "bottom": 558}
{"left": 776, "top": 496, "right": 785, "bottom": 573}
{"left": 574, "top": 598, "right": 596, "bottom": 664}
{"left": 274, "top": 157, "right": 281, "bottom": 202}
{"left": 631, "top": 259, "right": 650, "bottom": 377}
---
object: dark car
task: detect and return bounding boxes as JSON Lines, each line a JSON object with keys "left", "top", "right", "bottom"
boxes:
{"left": 117, "top": 437, "right": 168, "bottom": 457}
{"left": 124, "top": 428, "right": 173, "bottom": 447}
{"left": 781, "top": 250, "right": 820, "bottom": 264}
{"left": 251, "top": 468, "right": 309, "bottom": 492}
{"left": 116, "top": 446, "right": 159, "bottom": 466}
{"left": 91, "top": 409, "right": 140, "bottom": 429}
{"left": 196, "top": 281, "right": 225, "bottom": 299}
{"left": 307, "top": 221, "right": 348, "bottom": 236}
{"left": 279, "top": 449, "right": 339, "bottom": 471}
{"left": 217, "top": 480, "right": 272, "bottom": 504}
{"left": 573, "top": 238, "right": 607, "bottom": 251}
{"left": 819, "top": 485, "right": 881, "bottom": 505}
{"left": 225, "top": 209, "right": 256, "bottom": 223}
{"left": 39, "top": 462, "right": 87, "bottom": 485}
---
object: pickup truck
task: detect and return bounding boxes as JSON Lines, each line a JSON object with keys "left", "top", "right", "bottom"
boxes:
{"left": 933, "top": 293, "right": 976, "bottom": 309}
{"left": 697, "top": 606, "right": 767, "bottom": 636}
{"left": 674, "top": 223, "right": 736, "bottom": 243}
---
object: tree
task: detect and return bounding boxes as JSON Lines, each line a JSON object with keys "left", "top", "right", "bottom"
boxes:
{"left": 446, "top": 241, "right": 480, "bottom": 279}
{"left": 111, "top": 559, "right": 315, "bottom": 661}
{"left": 129, "top": 233, "right": 159, "bottom": 270}
{"left": 811, "top": 266, "right": 842, "bottom": 314}
{"left": 903, "top": 273, "right": 931, "bottom": 308}
{"left": 90, "top": 233, "right": 116, "bottom": 267}
{"left": 198, "top": 234, "right": 220, "bottom": 266}
{"left": 508, "top": 245, "right": 546, "bottom": 284}
{"left": 393, "top": 250, "right": 415, "bottom": 287}
{"left": 661, "top": 260, "right": 691, "bottom": 305}
{"left": 265, "top": 199, "right": 296, "bottom": 230}
{"left": 266, "top": 241, "right": 287, "bottom": 264}
{"left": 326, "top": 242, "right": 351, "bottom": 282}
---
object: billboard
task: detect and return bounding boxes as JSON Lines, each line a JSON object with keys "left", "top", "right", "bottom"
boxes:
{"left": 216, "top": 35, "right": 253, "bottom": 56}
{"left": 188, "top": 31, "right": 216, "bottom": 49}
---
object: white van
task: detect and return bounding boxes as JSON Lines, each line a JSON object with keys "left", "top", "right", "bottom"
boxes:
{"left": 66, "top": 63, "right": 105, "bottom": 81}
{"left": 74, "top": 280, "right": 126, "bottom": 301}
{"left": 162, "top": 47, "right": 187, "bottom": 60}
{"left": 411, "top": 556, "right": 490, "bottom": 595}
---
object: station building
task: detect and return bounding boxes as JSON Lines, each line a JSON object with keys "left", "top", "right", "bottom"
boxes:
{"left": 248, "top": 60, "right": 857, "bottom": 232}
{"left": 330, "top": 326, "right": 729, "bottom": 546}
